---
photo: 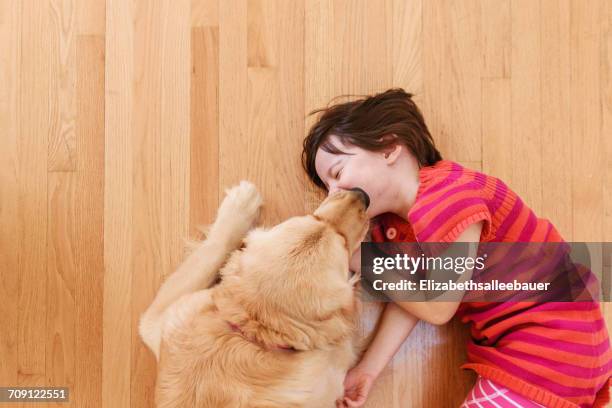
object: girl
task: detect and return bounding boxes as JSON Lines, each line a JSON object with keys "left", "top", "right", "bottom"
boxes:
{"left": 301, "top": 88, "right": 611, "bottom": 408}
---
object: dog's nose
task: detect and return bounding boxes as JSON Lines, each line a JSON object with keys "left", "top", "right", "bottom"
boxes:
{"left": 349, "top": 187, "right": 370, "bottom": 209}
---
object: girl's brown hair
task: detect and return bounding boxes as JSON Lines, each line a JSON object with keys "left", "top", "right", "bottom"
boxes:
{"left": 302, "top": 88, "right": 442, "bottom": 190}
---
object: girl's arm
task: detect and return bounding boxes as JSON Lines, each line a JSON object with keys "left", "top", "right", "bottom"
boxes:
{"left": 351, "top": 259, "right": 458, "bottom": 326}
{"left": 340, "top": 302, "right": 419, "bottom": 407}
{"left": 348, "top": 234, "right": 418, "bottom": 375}
{"left": 357, "top": 302, "right": 419, "bottom": 377}
{"left": 394, "top": 221, "right": 484, "bottom": 325}
{"left": 351, "top": 221, "right": 481, "bottom": 326}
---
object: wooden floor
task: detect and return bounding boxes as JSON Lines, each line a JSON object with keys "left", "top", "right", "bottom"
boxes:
{"left": 1, "top": 0, "right": 610, "bottom": 407}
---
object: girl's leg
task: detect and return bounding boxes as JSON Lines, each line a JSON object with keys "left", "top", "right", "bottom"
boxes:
{"left": 461, "top": 376, "right": 546, "bottom": 408}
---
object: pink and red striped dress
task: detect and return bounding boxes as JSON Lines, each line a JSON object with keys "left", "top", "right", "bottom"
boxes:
{"left": 370, "top": 159, "right": 611, "bottom": 408}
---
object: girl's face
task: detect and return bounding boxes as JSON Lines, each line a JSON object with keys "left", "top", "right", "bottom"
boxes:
{"left": 314, "top": 135, "right": 395, "bottom": 218}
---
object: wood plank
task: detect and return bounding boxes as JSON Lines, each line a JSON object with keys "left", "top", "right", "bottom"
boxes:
{"left": 600, "top": 0, "right": 611, "bottom": 331}
{"left": 246, "top": 65, "right": 280, "bottom": 224}
{"left": 17, "top": 0, "right": 50, "bottom": 394}
{"left": 218, "top": 0, "right": 248, "bottom": 195}
{"left": 423, "top": 0, "right": 482, "bottom": 163}
{"left": 570, "top": 0, "right": 603, "bottom": 241}
{"left": 190, "top": 26, "right": 219, "bottom": 236}
{"left": 159, "top": 0, "right": 190, "bottom": 278}
{"left": 244, "top": 0, "right": 305, "bottom": 223}
{"left": 331, "top": 0, "right": 391, "bottom": 94}
{"left": 459, "top": 161, "right": 483, "bottom": 172}
{"left": 447, "top": 0, "right": 482, "bottom": 164}
{"left": 304, "top": 0, "right": 333, "bottom": 213}
{"left": 0, "top": 0, "right": 22, "bottom": 393}
{"left": 48, "top": 0, "right": 77, "bottom": 171}
{"left": 541, "top": 0, "right": 572, "bottom": 239}
{"left": 46, "top": 173, "right": 77, "bottom": 408}
{"left": 421, "top": 0, "right": 444, "bottom": 158}
{"left": 482, "top": 78, "right": 512, "bottom": 182}
{"left": 392, "top": 0, "right": 423, "bottom": 96}
{"left": 275, "top": 0, "right": 306, "bottom": 217}
{"left": 218, "top": 0, "right": 304, "bottom": 221}
{"left": 77, "top": 0, "right": 105, "bottom": 35}
{"left": 73, "top": 34, "right": 105, "bottom": 408}
{"left": 130, "top": 1, "right": 165, "bottom": 405}
{"left": 480, "top": 0, "right": 510, "bottom": 78}
{"left": 603, "top": 0, "right": 612, "bottom": 243}
{"left": 247, "top": 0, "right": 277, "bottom": 69}
{"left": 191, "top": 0, "right": 218, "bottom": 28}
{"left": 510, "top": 0, "right": 542, "bottom": 214}
{"left": 130, "top": 3, "right": 190, "bottom": 408}
{"left": 103, "top": 0, "right": 134, "bottom": 406}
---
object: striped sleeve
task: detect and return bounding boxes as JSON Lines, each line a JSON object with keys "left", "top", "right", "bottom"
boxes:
{"left": 408, "top": 177, "right": 492, "bottom": 243}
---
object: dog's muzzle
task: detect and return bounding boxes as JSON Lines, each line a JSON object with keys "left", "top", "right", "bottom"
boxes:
{"left": 349, "top": 187, "right": 370, "bottom": 209}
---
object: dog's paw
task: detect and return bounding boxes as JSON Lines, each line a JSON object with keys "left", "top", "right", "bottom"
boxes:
{"left": 216, "top": 181, "right": 263, "bottom": 232}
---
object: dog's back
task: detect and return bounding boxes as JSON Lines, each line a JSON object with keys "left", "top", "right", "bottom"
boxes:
{"left": 154, "top": 295, "right": 354, "bottom": 407}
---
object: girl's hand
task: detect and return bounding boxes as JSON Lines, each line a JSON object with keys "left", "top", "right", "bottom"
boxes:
{"left": 335, "top": 365, "right": 376, "bottom": 407}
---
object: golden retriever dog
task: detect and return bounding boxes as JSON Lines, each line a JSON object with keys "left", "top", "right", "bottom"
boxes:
{"left": 139, "top": 181, "right": 370, "bottom": 407}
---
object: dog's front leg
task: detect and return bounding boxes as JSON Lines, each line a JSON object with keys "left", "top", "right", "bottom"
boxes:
{"left": 139, "top": 181, "right": 263, "bottom": 358}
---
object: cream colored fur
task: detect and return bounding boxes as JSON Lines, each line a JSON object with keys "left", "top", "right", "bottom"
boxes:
{"left": 139, "top": 181, "right": 370, "bottom": 407}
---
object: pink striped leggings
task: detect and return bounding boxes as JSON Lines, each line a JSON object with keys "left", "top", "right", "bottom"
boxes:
{"left": 461, "top": 376, "right": 545, "bottom": 408}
